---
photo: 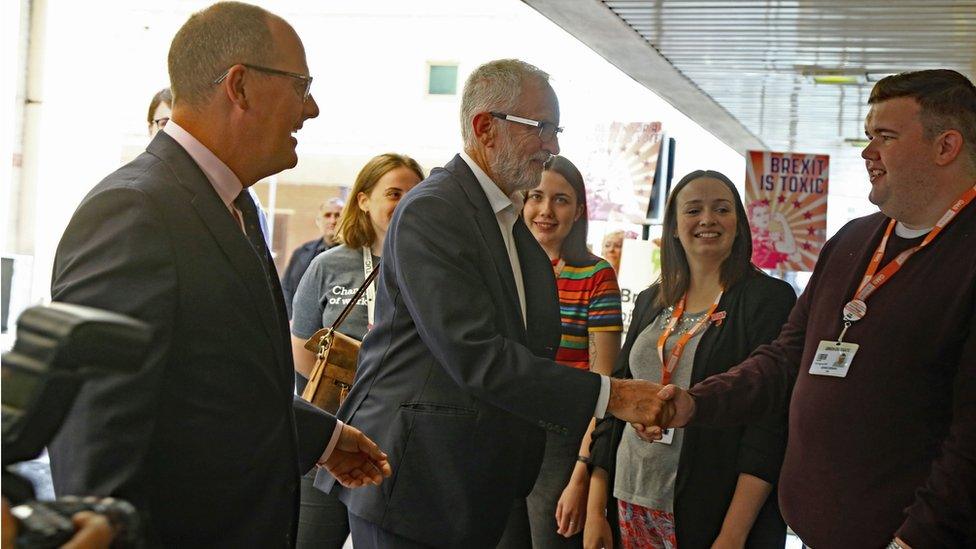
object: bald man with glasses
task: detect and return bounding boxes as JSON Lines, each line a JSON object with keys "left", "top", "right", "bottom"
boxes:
{"left": 49, "top": 3, "right": 389, "bottom": 546}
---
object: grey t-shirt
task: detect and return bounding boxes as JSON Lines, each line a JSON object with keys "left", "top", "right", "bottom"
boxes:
{"left": 614, "top": 307, "right": 707, "bottom": 512}
{"left": 291, "top": 244, "right": 379, "bottom": 342}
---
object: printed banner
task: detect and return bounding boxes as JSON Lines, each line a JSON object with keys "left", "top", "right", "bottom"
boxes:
{"left": 616, "top": 237, "right": 660, "bottom": 332}
{"left": 580, "top": 122, "right": 664, "bottom": 223}
{"left": 745, "top": 150, "right": 828, "bottom": 272}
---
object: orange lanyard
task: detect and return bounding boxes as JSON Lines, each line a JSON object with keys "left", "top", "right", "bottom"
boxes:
{"left": 840, "top": 183, "right": 976, "bottom": 333}
{"left": 657, "top": 291, "right": 722, "bottom": 386}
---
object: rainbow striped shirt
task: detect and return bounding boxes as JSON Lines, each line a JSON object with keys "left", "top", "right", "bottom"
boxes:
{"left": 552, "top": 257, "right": 623, "bottom": 370}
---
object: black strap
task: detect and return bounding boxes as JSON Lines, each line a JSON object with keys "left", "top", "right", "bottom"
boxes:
{"left": 330, "top": 263, "right": 380, "bottom": 331}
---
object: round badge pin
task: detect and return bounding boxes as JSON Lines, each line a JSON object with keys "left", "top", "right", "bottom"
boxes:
{"left": 843, "top": 299, "right": 867, "bottom": 322}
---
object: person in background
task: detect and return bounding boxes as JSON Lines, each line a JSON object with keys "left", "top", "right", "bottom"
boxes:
{"left": 289, "top": 152, "right": 422, "bottom": 549}
{"left": 147, "top": 88, "right": 172, "bottom": 137}
{"left": 585, "top": 170, "right": 795, "bottom": 549}
{"left": 602, "top": 230, "right": 624, "bottom": 273}
{"left": 516, "top": 155, "right": 623, "bottom": 547}
{"left": 282, "top": 197, "right": 344, "bottom": 319}
{"left": 651, "top": 69, "right": 976, "bottom": 548}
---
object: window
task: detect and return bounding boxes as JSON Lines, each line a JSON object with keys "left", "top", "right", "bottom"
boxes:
{"left": 427, "top": 63, "right": 458, "bottom": 95}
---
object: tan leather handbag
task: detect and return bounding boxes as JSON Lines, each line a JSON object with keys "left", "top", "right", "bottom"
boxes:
{"left": 300, "top": 266, "right": 379, "bottom": 414}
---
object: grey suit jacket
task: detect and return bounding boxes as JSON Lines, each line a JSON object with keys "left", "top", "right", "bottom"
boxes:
{"left": 323, "top": 155, "right": 601, "bottom": 547}
{"left": 49, "top": 132, "right": 336, "bottom": 547}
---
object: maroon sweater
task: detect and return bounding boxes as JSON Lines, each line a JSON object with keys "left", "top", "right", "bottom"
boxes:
{"left": 689, "top": 205, "right": 976, "bottom": 548}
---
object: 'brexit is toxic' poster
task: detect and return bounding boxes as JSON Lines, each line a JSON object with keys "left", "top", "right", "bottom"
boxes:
{"left": 745, "top": 150, "right": 828, "bottom": 272}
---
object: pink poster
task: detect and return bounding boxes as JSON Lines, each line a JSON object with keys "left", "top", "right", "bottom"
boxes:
{"left": 745, "top": 150, "right": 828, "bottom": 272}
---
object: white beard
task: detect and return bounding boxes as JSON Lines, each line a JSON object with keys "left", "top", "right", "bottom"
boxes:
{"left": 491, "top": 130, "right": 549, "bottom": 193}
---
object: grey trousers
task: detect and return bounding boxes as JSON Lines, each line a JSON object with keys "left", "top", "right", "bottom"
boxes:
{"left": 498, "top": 432, "right": 583, "bottom": 548}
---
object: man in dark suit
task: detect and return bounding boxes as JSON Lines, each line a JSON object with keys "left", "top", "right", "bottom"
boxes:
{"left": 48, "top": 3, "right": 390, "bottom": 546}
{"left": 323, "top": 59, "right": 670, "bottom": 547}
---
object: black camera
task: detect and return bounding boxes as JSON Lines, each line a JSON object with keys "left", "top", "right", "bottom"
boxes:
{"left": 8, "top": 496, "right": 139, "bottom": 549}
{"left": 2, "top": 303, "right": 152, "bottom": 547}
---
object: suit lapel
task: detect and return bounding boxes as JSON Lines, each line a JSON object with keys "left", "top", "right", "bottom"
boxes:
{"left": 515, "top": 222, "right": 559, "bottom": 355}
{"left": 689, "top": 292, "right": 726, "bottom": 384}
{"left": 634, "top": 297, "right": 661, "bottom": 340}
{"left": 148, "top": 134, "right": 287, "bottom": 376}
{"left": 445, "top": 156, "right": 525, "bottom": 337}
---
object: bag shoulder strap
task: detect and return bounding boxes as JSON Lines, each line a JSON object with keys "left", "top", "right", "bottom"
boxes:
{"left": 330, "top": 262, "right": 381, "bottom": 330}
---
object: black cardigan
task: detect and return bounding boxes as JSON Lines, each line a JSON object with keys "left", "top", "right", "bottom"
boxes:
{"left": 591, "top": 271, "right": 796, "bottom": 548}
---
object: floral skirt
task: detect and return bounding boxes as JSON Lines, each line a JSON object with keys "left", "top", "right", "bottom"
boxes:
{"left": 617, "top": 499, "right": 677, "bottom": 549}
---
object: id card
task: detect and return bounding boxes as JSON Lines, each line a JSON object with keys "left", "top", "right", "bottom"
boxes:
{"left": 656, "top": 427, "right": 675, "bottom": 445}
{"left": 808, "top": 341, "right": 859, "bottom": 378}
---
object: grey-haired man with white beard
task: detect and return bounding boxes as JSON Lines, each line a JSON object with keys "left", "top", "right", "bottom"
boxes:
{"left": 317, "top": 59, "right": 671, "bottom": 547}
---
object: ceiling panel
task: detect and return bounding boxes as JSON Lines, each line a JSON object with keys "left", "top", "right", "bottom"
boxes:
{"left": 524, "top": 0, "right": 976, "bottom": 192}
{"left": 605, "top": 0, "right": 976, "bottom": 151}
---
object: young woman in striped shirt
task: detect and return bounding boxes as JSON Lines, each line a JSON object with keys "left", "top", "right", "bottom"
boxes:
{"left": 518, "top": 155, "right": 623, "bottom": 547}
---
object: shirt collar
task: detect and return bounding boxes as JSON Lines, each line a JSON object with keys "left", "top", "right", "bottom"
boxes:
{"left": 163, "top": 120, "right": 244, "bottom": 208}
{"left": 894, "top": 221, "right": 932, "bottom": 239}
{"left": 459, "top": 151, "right": 522, "bottom": 218}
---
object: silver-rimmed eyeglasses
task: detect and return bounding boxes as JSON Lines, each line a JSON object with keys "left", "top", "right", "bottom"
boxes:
{"left": 490, "top": 111, "right": 563, "bottom": 141}
{"left": 213, "top": 63, "right": 313, "bottom": 102}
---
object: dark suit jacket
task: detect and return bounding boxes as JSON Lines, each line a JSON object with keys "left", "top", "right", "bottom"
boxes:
{"left": 49, "top": 132, "right": 336, "bottom": 547}
{"left": 591, "top": 272, "right": 796, "bottom": 548}
{"left": 321, "top": 155, "right": 601, "bottom": 547}
{"left": 281, "top": 237, "right": 330, "bottom": 319}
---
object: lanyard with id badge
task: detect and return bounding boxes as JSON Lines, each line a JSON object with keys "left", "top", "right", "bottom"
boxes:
{"left": 809, "top": 183, "right": 976, "bottom": 378}
{"left": 655, "top": 291, "right": 724, "bottom": 444}
{"left": 362, "top": 247, "right": 376, "bottom": 330}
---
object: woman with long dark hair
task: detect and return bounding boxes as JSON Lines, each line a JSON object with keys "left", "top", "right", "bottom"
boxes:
{"left": 517, "top": 155, "right": 623, "bottom": 547}
{"left": 584, "top": 170, "right": 796, "bottom": 549}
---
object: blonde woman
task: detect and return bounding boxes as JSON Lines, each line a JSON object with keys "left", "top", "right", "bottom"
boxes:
{"left": 290, "top": 152, "right": 423, "bottom": 549}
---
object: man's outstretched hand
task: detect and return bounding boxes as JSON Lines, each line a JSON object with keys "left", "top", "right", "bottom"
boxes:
{"left": 319, "top": 424, "right": 392, "bottom": 488}
{"left": 606, "top": 379, "right": 697, "bottom": 441}
{"left": 631, "top": 383, "right": 696, "bottom": 442}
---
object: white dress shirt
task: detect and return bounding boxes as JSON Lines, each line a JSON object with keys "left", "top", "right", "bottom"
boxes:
{"left": 458, "top": 152, "right": 611, "bottom": 419}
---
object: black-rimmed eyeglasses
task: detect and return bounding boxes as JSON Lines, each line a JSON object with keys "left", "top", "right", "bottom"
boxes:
{"left": 490, "top": 111, "right": 563, "bottom": 141}
{"left": 213, "top": 63, "right": 313, "bottom": 102}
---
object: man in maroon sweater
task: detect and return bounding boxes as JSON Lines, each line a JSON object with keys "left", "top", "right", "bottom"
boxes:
{"left": 649, "top": 70, "right": 976, "bottom": 548}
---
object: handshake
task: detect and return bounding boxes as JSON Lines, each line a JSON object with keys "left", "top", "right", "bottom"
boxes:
{"left": 605, "top": 378, "right": 696, "bottom": 440}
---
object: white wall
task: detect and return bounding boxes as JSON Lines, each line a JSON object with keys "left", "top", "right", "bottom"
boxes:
{"left": 10, "top": 0, "right": 746, "bottom": 308}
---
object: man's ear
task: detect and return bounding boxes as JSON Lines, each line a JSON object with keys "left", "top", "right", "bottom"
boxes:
{"left": 472, "top": 112, "right": 495, "bottom": 147}
{"left": 933, "top": 129, "right": 964, "bottom": 167}
{"left": 219, "top": 64, "right": 250, "bottom": 110}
